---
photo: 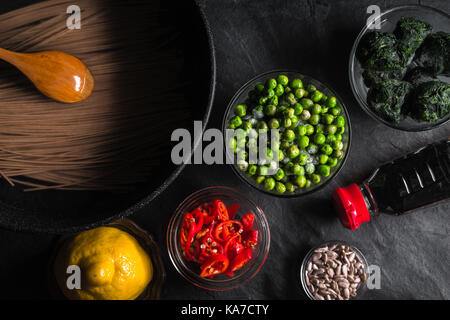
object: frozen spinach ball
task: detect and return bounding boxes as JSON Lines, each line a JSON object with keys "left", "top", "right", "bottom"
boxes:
{"left": 409, "top": 80, "right": 450, "bottom": 122}
{"left": 367, "top": 79, "right": 412, "bottom": 124}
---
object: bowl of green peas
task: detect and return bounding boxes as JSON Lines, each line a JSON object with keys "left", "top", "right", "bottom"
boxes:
{"left": 222, "top": 70, "right": 351, "bottom": 196}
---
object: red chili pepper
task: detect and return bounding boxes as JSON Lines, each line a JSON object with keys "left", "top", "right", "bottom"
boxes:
{"left": 229, "top": 248, "right": 252, "bottom": 272}
{"left": 199, "top": 255, "right": 229, "bottom": 278}
{"left": 180, "top": 213, "right": 196, "bottom": 255}
{"left": 243, "top": 230, "right": 259, "bottom": 248}
{"left": 214, "top": 220, "right": 243, "bottom": 243}
{"left": 227, "top": 203, "right": 240, "bottom": 219}
{"left": 191, "top": 208, "right": 204, "bottom": 233}
{"left": 198, "top": 235, "right": 224, "bottom": 264}
{"left": 224, "top": 233, "right": 244, "bottom": 261}
{"left": 240, "top": 213, "right": 255, "bottom": 231}
{"left": 212, "top": 199, "right": 229, "bottom": 221}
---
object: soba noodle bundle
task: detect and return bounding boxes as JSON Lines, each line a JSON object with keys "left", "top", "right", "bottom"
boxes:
{"left": 0, "top": 0, "right": 191, "bottom": 191}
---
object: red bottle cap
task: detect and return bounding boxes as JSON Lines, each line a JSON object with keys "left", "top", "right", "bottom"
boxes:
{"left": 332, "top": 184, "right": 371, "bottom": 230}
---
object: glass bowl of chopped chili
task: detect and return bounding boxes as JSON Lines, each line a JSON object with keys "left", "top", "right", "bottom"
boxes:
{"left": 167, "top": 186, "right": 270, "bottom": 291}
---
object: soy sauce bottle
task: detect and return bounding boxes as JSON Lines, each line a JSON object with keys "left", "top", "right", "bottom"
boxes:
{"left": 333, "top": 139, "right": 450, "bottom": 230}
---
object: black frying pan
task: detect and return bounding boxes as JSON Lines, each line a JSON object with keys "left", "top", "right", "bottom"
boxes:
{"left": 0, "top": 0, "right": 215, "bottom": 233}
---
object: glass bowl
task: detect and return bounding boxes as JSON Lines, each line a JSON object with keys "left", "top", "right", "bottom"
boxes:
{"left": 222, "top": 70, "right": 351, "bottom": 197}
{"left": 300, "top": 241, "right": 368, "bottom": 300}
{"left": 349, "top": 5, "right": 450, "bottom": 132}
{"left": 166, "top": 186, "right": 270, "bottom": 291}
{"left": 48, "top": 218, "right": 165, "bottom": 300}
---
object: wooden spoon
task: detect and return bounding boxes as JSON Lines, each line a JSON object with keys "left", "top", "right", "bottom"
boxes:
{"left": 0, "top": 48, "right": 94, "bottom": 103}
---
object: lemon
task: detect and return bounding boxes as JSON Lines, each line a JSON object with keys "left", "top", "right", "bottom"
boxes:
{"left": 54, "top": 226, "right": 153, "bottom": 300}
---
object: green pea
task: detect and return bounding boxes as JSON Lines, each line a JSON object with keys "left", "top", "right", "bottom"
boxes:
{"left": 284, "top": 107, "right": 295, "bottom": 118}
{"left": 275, "top": 182, "right": 286, "bottom": 194}
{"left": 285, "top": 182, "right": 296, "bottom": 193}
{"left": 248, "top": 164, "right": 258, "bottom": 175}
{"left": 333, "top": 150, "right": 344, "bottom": 159}
{"left": 288, "top": 145, "right": 300, "bottom": 158}
{"left": 312, "top": 104, "right": 322, "bottom": 114}
{"left": 242, "top": 121, "right": 252, "bottom": 131}
{"left": 294, "top": 88, "right": 307, "bottom": 99}
{"left": 290, "top": 115, "right": 299, "bottom": 127}
{"left": 267, "top": 89, "right": 275, "bottom": 98}
{"left": 281, "top": 140, "right": 292, "bottom": 149}
{"left": 297, "top": 153, "right": 308, "bottom": 165}
{"left": 231, "top": 116, "right": 243, "bottom": 128}
{"left": 258, "top": 165, "right": 268, "bottom": 176}
{"left": 269, "top": 95, "right": 278, "bottom": 106}
{"left": 311, "top": 174, "right": 321, "bottom": 184}
{"left": 305, "top": 163, "right": 315, "bottom": 175}
{"left": 335, "top": 116, "right": 345, "bottom": 127}
{"left": 330, "top": 107, "right": 341, "bottom": 116}
{"left": 332, "top": 140, "right": 344, "bottom": 151}
{"left": 327, "top": 157, "right": 338, "bottom": 167}
{"left": 258, "top": 121, "right": 268, "bottom": 132}
{"left": 321, "top": 144, "right": 333, "bottom": 155}
{"left": 286, "top": 93, "right": 297, "bottom": 105}
{"left": 311, "top": 90, "right": 323, "bottom": 102}
{"left": 309, "top": 114, "right": 320, "bottom": 125}
{"left": 277, "top": 75, "right": 289, "bottom": 86}
{"left": 325, "top": 125, "right": 337, "bottom": 135}
{"left": 255, "top": 83, "right": 265, "bottom": 92}
{"left": 255, "top": 175, "right": 265, "bottom": 184}
{"left": 321, "top": 114, "right": 334, "bottom": 125}
{"left": 307, "top": 143, "right": 318, "bottom": 154}
{"left": 306, "top": 84, "right": 317, "bottom": 93}
{"left": 335, "top": 133, "right": 343, "bottom": 141}
{"left": 237, "top": 160, "right": 248, "bottom": 171}
{"left": 264, "top": 104, "right": 276, "bottom": 116}
{"left": 321, "top": 106, "right": 329, "bottom": 114}
{"left": 305, "top": 124, "right": 315, "bottom": 135}
{"left": 283, "top": 118, "right": 292, "bottom": 128}
{"left": 317, "top": 165, "right": 331, "bottom": 177}
{"left": 275, "top": 84, "right": 284, "bottom": 96}
{"left": 326, "top": 96, "right": 337, "bottom": 108}
{"left": 228, "top": 122, "right": 236, "bottom": 129}
{"left": 336, "top": 126, "right": 345, "bottom": 134}
{"left": 293, "top": 103, "right": 303, "bottom": 115}
{"left": 265, "top": 148, "right": 274, "bottom": 160}
{"left": 300, "top": 110, "right": 311, "bottom": 121}
{"left": 320, "top": 95, "right": 328, "bottom": 104}
{"left": 297, "top": 125, "right": 307, "bottom": 136}
{"left": 278, "top": 149, "right": 285, "bottom": 162}
{"left": 276, "top": 106, "right": 287, "bottom": 115}
{"left": 313, "top": 133, "right": 326, "bottom": 145}
{"left": 284, "top": 162, "right": 294, "bottom": 173}
{"left": 264, "top": 177, "right": 276, "bottom": 191}
{"left": 318, "top": 154, "right": 328, "bottom": 164}
{"left": 300, "top": 98, "right": 314, "bottom": 109}
{"left": 290, "top": 78, "right": 303, "bottom": 89}
{"left": 305, "top": 179, "right": 312, "bottom": 188}
{"left": 259, "top": 96, "right": 268, "bottom": 105}
{"left": 295, "top": 175, "right": 307, "bottom": 188}
{"left": 292, "top": 164, "right": 305, "bottom": 176}
{"left": 298, "top": 135, "right": 310, "bottom": 149}
{"left": 268, "top": 118, "right": 280, "bottom": 129}
{"left": 265, "top": 78, "right": 277, "bottom": 90}
{"left": 315, "top": 124, "right": 324, "bottom": 134}
{"left": 274, "top": 168, "right": 285, "bottom": 181}
{"left": 284, "top": 86, "right": 292, "bottom": 94}
{"left": 326, "top": 134, "right": 337, "bottom": 144}
{"left": 234, "top": 104, "right": 247, "bottom": 117}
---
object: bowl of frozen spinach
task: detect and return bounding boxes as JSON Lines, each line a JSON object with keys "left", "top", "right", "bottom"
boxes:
{"left": 349, "top": 5, "right": 450, "bottom": 131}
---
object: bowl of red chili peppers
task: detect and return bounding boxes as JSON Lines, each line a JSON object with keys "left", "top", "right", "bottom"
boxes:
{"left": 167, "top": 186, "right": 270, "bottom": 291}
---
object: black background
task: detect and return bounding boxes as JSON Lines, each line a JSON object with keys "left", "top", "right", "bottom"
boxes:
{"left": 0, "top": 0, "right": 449, "bottom": 300}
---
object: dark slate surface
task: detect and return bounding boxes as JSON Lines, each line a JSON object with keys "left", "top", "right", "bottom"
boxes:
{"left": 0, "top": 0, "right": 449, "bottom": 300}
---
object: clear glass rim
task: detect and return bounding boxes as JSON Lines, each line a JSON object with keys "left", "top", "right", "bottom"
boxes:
{"left": 348, "top": 4, "right": 450, "bottom": 132}
{"left": 221, "top": 69, "right": 352, "bottom": 198}
{"left": 299, "top": 240, "right": 369, "bottom": 300}
{"left": 166, "top": 186, "right": 271, "bottom": 291}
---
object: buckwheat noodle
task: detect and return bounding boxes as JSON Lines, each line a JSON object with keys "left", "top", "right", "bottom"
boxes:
{"left": 0, "top": 0, "right": 192, "bottom": 191}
